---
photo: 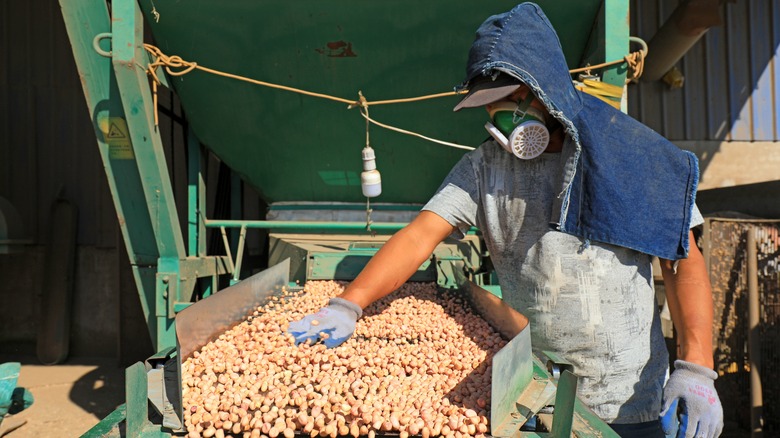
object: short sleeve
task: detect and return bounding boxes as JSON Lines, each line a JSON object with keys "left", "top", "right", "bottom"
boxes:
{"left": 422, "top": 152, "right": 480, "bottom": 239}
{"left": 690, "top": 203, "right": 704, "bottom": 228}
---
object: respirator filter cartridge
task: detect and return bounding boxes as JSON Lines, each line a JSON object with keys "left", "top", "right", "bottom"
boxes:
{"left": 485, "top": 96, "right": 550, "bottom": 160}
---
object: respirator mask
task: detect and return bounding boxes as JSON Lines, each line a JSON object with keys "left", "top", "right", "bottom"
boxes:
{"left": 484, "top": 92, "right": 550, "bottom": 160}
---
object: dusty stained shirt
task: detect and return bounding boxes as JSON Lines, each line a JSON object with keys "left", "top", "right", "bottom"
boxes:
{"left": 422, "top": 138, "right": 703, "bottom": 423}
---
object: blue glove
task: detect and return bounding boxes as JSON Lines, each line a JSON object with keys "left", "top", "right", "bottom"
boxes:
{"left": 660, "top": 360, "right": 723, "bottom": 438}
{"left": 287, "top": 297, "right": 362, "bottom": 348}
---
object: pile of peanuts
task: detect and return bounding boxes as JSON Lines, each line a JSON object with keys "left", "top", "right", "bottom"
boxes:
{"left": 182, "top": 281, "right": 507, "bottom": 438}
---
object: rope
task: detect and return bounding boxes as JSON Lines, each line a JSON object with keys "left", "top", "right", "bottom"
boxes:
{"left": 567, "top": 36, "right": 647, "bottom": 83}
{"left": 359, "top": 92, "right": 370, "bottom": 148}
{"left": 142, "top": 41, "right": 646, "bottom": 149}
{"left": 568, "top": 51, "right": 646, "bottom": 82}
{"left": 144, "top": 44, "right": 472, "bottom": 149}
{"left": 624, "top": 47, "right": 646, "bottom": 84}
{"left": 359, "top": 112, "right": 475, "bottom": 151}
{"left": 145, "top": 45, "right": 467, "bottom": 108}
{"left": 362, "top": 99, "right": 373, "bottom": 233}
{"left": 624, "top": 51, "right": 645, "bottom": 83}
{"left": 365, "top": 197, "right": 374, "bottom": 235}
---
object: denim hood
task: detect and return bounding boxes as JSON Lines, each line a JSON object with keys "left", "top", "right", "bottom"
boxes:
{"left": 457, "top": 2, "right": 698, "bottom": 260}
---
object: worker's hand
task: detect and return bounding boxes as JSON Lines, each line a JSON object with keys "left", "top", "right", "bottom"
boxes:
{"left": 660, "top": 360, "right": 723, "bottom": 438}
{"left": 287, "top": 297, "right": 362, "bottom": 348}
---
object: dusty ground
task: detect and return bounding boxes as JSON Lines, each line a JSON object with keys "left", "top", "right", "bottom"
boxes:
{"left": 0, "top": 350, "right": 125, "bottom": 438}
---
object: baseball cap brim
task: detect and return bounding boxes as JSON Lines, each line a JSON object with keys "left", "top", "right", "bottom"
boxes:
{"left": 453, "top": 75, "right": 521, "bottom": 111}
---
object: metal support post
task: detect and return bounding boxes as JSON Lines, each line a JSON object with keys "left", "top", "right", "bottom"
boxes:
{"left": 578, "top": 0, "right": 630, "bottom": 111}
{"left": 111, "top": 0, "right": 186, "bottom": 258}
{"left": 747, "top": 229, "right": 763, "bottom": 438}
{"left": 187, "top": 128, "right": 207, "bottom": 258}
{"left": 59, "top": 0, "right": 166, "bottom": 349}
{"left": 187, "top": 129, "right": 216, "bottom": 300}
{"left": 60, "top": 0, "right": 233, "bottom": 351}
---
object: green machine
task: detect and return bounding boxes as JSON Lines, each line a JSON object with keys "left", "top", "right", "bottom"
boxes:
{"left": 59, "top": 0, "right": 631, "bottom": 436}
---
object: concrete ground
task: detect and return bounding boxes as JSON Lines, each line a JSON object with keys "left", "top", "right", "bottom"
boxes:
{"left": 0, "top": 348, "right": 125, "bottom": 438}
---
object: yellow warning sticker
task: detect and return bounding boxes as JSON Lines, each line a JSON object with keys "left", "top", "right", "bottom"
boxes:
{"left": 98, "top": 117, "right": 134, "bottom": 159}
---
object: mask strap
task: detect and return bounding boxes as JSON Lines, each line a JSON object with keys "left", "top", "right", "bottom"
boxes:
{"left": 488, "top": 101, "right": 518, "bottom": 119}
{"left": 512, "top": 93, "right": 535, "bottom": 123}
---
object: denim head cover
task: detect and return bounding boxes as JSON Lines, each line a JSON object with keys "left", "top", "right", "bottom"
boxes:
{"left": 458, "top": 2, "right": 698, "bottom": 260}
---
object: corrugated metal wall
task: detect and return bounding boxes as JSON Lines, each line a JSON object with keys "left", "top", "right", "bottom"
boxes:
{"left": 0, "top": 0, "right": 188, "bottom": 356}
{"left": 0, "top": 0, "right": 118, "bottom": 247}
{"left": 0, "top": 1, "right": 255, "bottom": 248}
{"left": 629, "top": 0, "right": 780, "bottom": 142}
{"left": 0, "top": 0, "right": 260, "bottom": 356}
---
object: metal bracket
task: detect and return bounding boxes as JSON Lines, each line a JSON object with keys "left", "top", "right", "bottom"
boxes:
{"left": 550, "top": 370, "right": 578, "bottom": 437}
{"left": 145, "top": 348, "right": 182, "bottom": 432}
{"left": 92, "top": 32, "right": 112, "bottom": 57}
{"left": 513, "top": 377, "right": 557, "bottom": 430}
{"left": 543, "top": 350, "right": 575, "bottom": 380}
{"left": 156, "top": 272, "right": 179, "bottom": 319}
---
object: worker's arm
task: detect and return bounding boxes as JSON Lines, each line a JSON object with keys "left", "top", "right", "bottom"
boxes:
{"left": 659, "top": 230, "right": 713, "bottom": 368}
{"left": 287, "top": 211, "right": 456, "bottom": 347}
{"left": 338, "top": 211, "right": 457, "bottom": 308}
{"left": 659, "top": 230, "right": 723, "bottom": 438}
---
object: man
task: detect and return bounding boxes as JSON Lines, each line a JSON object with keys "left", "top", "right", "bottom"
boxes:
{"left": 288, "top": 3, "right": 723, "bottom": 438}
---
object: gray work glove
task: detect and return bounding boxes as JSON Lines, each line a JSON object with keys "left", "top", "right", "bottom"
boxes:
{"left": 287, "top": 297, "right": 362, "bottom": 348}
{"left": 660, "top": 360, "right": 724, "bottom": 438}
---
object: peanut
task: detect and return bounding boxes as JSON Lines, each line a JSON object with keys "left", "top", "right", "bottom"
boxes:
{"left": 181, "top": 281, "right": 505, "bottom": 437}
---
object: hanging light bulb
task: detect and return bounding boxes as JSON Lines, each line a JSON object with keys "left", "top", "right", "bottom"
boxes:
{"left": 361, "top": 146, "right": 382, "bottom": 198}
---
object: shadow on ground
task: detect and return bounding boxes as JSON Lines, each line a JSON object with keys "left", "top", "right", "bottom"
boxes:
{"left": 0, "top": 341, "right": 126, "bottom": 435}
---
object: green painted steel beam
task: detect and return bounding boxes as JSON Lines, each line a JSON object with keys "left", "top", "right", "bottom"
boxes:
{"left": 179, "top": 256, "right": 231, "bottom": 291}
{"left": 206, "top": 219, "right": 406, "bottom": 232}
{"left": 307, "top": 252, "right": 436, "bottom": 282}
{"left": 230, "top": 172, "right": 243, "bottom": 258}
{"left": 124, "top": 362, "right": 172, "bottom": 438}
{"left": 187, "top": 130, "right": 207, "bottom": 258}
{"left": 125, "top": 362, "right": 150, "bottom": 437}
{"left": 112, "top": 0, "right": 186, "bottom": 259}
{"left": 132, "top": 257, "right": 226, "bottom": 367}
{"left": 205, "top": 219, "right": 479, "bottom": 235}
{"left": 186, "top": 130, "right": 219, "bottom": 305}
{"left": 61, "top": 0, "right": 237, "bottom": 352}
{"left": 80, "top": 404, "right": 125, "bottom": 437}
{"left": 601, "top": 0, "right": 631, "bottom": 89}
{"left": 60, "top": 0, "right": 174, "bottom": 351}
{"left": 58, "top": 0, "right": 159, "bottom": 267}
{"left": 571, "top": 398, "right": 622, "bottom": 437}
{"left": 578, "top": 0, "right": 630, "bottom": 111}
{"left": 550, "top": 371, "right": 577, "bottom": 437}
{"left": 130, "top": 266, "right": 159, "bottom": 346}
{"left": 154, "top": 268, "right": 177, "bottom": 347}
{"left": 268, "top": 204, "right": 423, "bottom": 211}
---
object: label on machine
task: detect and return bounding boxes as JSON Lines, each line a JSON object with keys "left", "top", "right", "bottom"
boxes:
{"left": 99, "top": 117, "right": 135, "bottom": 160}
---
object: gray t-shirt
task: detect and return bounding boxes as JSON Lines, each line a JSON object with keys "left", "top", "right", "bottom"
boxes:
{"left": 422, "top": 139, "right": 703, "bottom": 424}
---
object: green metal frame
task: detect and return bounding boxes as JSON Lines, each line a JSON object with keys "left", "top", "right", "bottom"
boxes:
{"left": 60, "top": 0, "right": 231, "bottom": 352}
{"left": 60, "top": 0, "right": 629, "bottom": 352}
{"left": 262, "top": 232, "right": 484, "bottom": 289}
{"left": 80, "top": 364, "right": 167, "bottom": 438}
{"left": 81, "top": 332, "right": 618, "bottom": 438}
{"left": 132, "top": 0, "right": 629, "bottom": 205}
{"left": 62, "top": 0, "right": 629, "bottom": 435}
{"left": 579, "top": 0, "right": 631, "bottom": 110}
